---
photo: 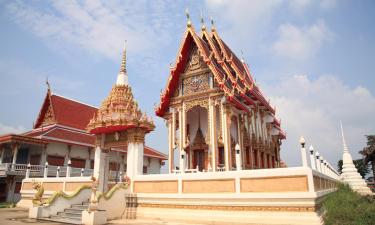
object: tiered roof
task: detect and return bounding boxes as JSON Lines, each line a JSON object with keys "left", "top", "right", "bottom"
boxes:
{"left": 0, "top": 87, "right": 166, "bottom": 160}
{"left": 155, "top": 16, "right": 285, "bottom": 139}
{"left": 87, "top": 46, "right": 155, "bottom": 135}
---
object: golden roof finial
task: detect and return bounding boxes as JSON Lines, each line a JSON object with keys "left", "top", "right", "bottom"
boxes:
{"left": 210, "top": 17, "right": 215, "bottom": 32}
{"left": 120, "top": 40, "right": 127, "bottom": 74}
{"left": 46, "top": 77, "right": 51, "bottom": 93}
{"left": 200, "top": 11, "right": 206, "bottom": 31}
{"left": 185, "top": 8, "right": 192, "bottom": 27}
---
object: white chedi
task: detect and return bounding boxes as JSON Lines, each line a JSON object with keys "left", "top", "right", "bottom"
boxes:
{"left": 340, "top": 122, "right": 372, "bottom": 195}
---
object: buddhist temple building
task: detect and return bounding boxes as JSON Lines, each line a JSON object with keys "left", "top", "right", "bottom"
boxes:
{"left": 0, "top": 47, "right": 166, "bottom": 203}
{"left": 155, "top": 14, "right": 285, "bottom": 173}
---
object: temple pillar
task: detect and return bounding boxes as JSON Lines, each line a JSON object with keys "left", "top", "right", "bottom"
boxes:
{"left": 126, "top": 128, "right": 145, "bottom": 179}
{"left": 11, "top": 144, "right": 19, "bottom": 168}
{"left": 0, "top": 145, "right": 4, "bottom": 163}
{"left": 209, "top": 98, "right": 218, "bottom": 171}
{"left": 222, "top": 103, "right": 231, "bottom": 171}
{"left": 178, "top": 108, "right": 184, "bottom": 173}
{"left": 64, "top": 145, "right": 71, "bottom": 166}
{"left": 40, "top": 145, "right": 47, "bottom": 166}
{"left": 168, "top": 115, "right": 174, "bottom": 173}
{"left": 237, "top": 115, "right": 243, "bottom": 170}
{"left": 85, "top": 148, "right": 92, "bottom": 169}
{"left": 182, "top": 103, "right": 187, "bottom": 171}
{"left": 93, "top": 147, "right": 108, "bottom": 192}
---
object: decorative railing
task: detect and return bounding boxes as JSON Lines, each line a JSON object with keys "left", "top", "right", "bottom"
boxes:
{"left": 0, "top": 163, "right": 94, "bottom": 178}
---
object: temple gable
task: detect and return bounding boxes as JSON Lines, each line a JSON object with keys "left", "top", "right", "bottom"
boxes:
{"left": 178, "top": 46, "right": 211, "bottom": 97}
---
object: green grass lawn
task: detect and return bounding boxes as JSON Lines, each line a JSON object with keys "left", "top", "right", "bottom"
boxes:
{"left": 323, "top": 184, "right": 375, "bottom": 225}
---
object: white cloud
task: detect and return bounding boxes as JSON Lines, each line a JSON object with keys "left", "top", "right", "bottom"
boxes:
{"left": 205, "top": 0, "right": 282, "bottom": 51}
{"left": 320, "top": 0, "right": 337, "bottom": 10}
{"left": 262, "top": 74, "right": 375, "bottom": 167}
{"left": 5, "top": 0, "right": 177, "bottom": 60}
{"left": 0, "top": 123, "right": 26, "bottom": 135}
{"left": 288, "top": 0, "right": 312, "bottom": 13}
{"left": 272, "top": 20, "right": 334, "bottom": 60}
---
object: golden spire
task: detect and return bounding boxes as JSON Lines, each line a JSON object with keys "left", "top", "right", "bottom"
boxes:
{"left": 117, "top": 41, "right": 128, "bottom": 86}
{"left": 210, "top": 17, "right": 216, "bottom": 32}
{"left": 120, "top": 40, "right": 127, "bottom": 74}
{"left": 200, "top": 11, "right": 206, "bottom": 31}
{"left": 185, "top": 8, "right": 192, "bottom": 27}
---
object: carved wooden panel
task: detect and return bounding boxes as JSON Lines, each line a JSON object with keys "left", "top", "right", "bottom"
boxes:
{"left": 183, "top": 74, "right": 209, "bottom": 95}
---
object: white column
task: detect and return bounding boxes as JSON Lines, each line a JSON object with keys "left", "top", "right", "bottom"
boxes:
{"left": 309, "top": 145, "right": 316, "bottom": 170}
{"left": 11, "top": 144, "right": 19, "bottom": 169}
{"left": 235, "top": 143, "right": 242, "bottom": 171}
{"left": 171, "top": 109, "right": 176, "bottom": 172}
{"left": 222, "top": 103, "right": 231, "bottom": 171}
{"left": 85, "top": 148, "right": 91, "bottom": 169}
{"left": 315, "top": 151, "right": 321, "bottom": 172}
{"left": 168, "top": 117, "right": 173, "bottom": 173}
{"left": 178, "top": 108, "right": 185, "bottom": 173}
{"left": 26, "top": 163, "right": 31, "bottom": 178}
{"left": 126, "top": 142, "right": 144, "bottom": 178}
{"left": 320, "top": 156, "right": 325, "bottom": 174}
{"left": 237, "top": 115, "right": 243, "bottom": 170}
{"left": 43, "top": 162, "right": 48, "bottom": 178}
{"left": 0, "top": 146, "right": 4, "bottom": 163}
{"left": 93, "top": 134, "right": 108, "bottom": 192}
{"left": 299, "top": 136, "right": 308, "bottom": 167}
{"left": 66, "top": 159, "right": 72, "bottom": 177}
{"left": 209, "top": 99, "right": 217, "bottom": 171}
{"left": 40, "top": 145, "right": 47, "bottom": 166}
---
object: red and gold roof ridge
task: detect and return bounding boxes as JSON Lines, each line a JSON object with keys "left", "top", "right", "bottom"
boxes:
{"left": 154, "top": 14, "right": 285, "bottom": 139}
{"left": 87, "top": 46, "right": 155, "bottom": 135}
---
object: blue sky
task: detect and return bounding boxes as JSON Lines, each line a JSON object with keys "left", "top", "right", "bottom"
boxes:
{"left": 1, "top": 0, "right": 375, "bottom": 168}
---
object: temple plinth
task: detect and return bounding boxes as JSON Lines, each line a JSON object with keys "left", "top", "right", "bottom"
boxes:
{"left": 87, "top": 45, "right": 155, "bottom": 191}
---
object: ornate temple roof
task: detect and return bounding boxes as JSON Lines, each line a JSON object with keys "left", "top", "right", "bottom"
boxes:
{"left": 34, "top": 89, "right": 97, "bottom": 130}
{"left": 87, "top": 45, "right": 155, "bottom": 135}
{"left": 155, "top": 15, "right": 285, "bottom": 139}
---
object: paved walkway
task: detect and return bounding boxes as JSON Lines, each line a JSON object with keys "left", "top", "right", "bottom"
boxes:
{"left": 0, "top": 208, "right": 254, "bottom": 225}
{"left": 0, "top": 208, "right": 64, "bottom": 225}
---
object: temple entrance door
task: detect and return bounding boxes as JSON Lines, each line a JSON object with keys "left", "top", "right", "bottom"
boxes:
{"left": 193, "top": 150, "right": 204, "bottom": 171}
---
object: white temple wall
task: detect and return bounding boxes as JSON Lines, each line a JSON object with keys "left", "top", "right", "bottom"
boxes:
{"left": 69, "top": 146, "right": 89, "bottom": 159}
{"left": 46, "top": 143, "right": 68, "bottom": 157}
{"left": 148, "top": 158, "right": 161, "bottom": 174}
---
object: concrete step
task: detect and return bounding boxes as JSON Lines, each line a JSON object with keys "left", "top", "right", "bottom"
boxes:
{"left": 65, "top": 208, "right": 84, "bottom": 214}
{"left": 71, "top": 204, "right": 88, "bottom": 210}
{"left": 51, "top": 214, "right": 81, "bottom": 220}
{"left": 57, "top": 211, "right": 82, "bottom": 218}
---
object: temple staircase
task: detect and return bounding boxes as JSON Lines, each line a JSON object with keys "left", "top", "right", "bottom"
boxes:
{"left": 39, "top": 201, "right": 89, "bottom": 224}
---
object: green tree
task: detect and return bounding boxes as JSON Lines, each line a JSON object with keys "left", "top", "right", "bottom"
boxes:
{"left": 337, "top": 159, "right": 369, "bottom": 178}
{"left": 359, "top": 135, "right": 375, "bottom": 179}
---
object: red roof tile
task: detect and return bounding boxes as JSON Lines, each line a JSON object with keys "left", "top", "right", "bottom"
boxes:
{"left": 42, "top": 127, "right": 96, "bottom": 146}
{"left": 51, "top": 95, "right": 97, "bottom": 130}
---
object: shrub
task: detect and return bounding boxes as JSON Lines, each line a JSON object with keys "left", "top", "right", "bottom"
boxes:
{"left": 323, "top": 183, "right": 375, "bottom": 225}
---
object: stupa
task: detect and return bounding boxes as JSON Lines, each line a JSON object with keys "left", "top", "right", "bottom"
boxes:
{"left": 340, "top": 122, "right": 372, "bottom": 195}
{"left": 87, "top": 43, "right": 155, "bottom": 191}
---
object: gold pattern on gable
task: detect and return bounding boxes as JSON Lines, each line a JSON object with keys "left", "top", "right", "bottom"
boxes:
{"left": 185, "top": 98, "right": 208, "bottom": 112}
{"left": 41, "top": 104, "right": 55, "bottom": 126}
{"left": 184, "top": 47, "right": 202, "bottom": 73}
{"left": 183, "top": 74, "right": 209, "bottom": 95}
